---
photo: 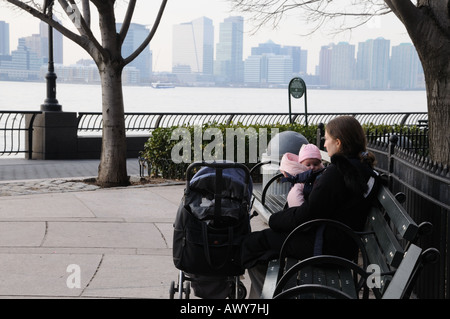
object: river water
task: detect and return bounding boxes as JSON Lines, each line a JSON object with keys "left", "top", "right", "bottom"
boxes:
{"left": 0, "top": 81, "right": 427, "bottom": 114}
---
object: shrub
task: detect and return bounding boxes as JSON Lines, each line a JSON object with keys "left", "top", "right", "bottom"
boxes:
{"left": 140, "top": 122, "right": 318, "bottom": 179}
{"left": 140, "top": 122, "right": 428, "bottom": 179}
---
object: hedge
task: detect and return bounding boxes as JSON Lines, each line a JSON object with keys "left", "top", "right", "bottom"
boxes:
{"left": 139, "top": 122, "right": 427, "bottom": 180}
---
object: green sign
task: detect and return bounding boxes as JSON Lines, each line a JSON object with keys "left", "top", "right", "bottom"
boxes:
{"left": 289, "top": 77, "right": 305, "bottom": 99}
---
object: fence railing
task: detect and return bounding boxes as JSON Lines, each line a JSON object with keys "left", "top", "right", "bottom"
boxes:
{"left": 0, "top": 111, "right": 429, "bottom": 157}
{"left": 0, "top": 111, "right": 41, "bottom": 158}
{"left": 76, "top": 111, "right": 428, "bottom": 134}
{"left": 366, "top": 137, "right": 449, "bottom": 299}
{"left": 366, "top": 127, "right": 429, "bottom": 157}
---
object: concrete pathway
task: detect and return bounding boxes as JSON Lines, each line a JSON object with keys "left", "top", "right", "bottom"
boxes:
{"left": 0, "top": 159, "right": 267, "bottom": 299}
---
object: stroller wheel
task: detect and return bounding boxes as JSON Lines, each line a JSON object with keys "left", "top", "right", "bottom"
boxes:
{"left": 228, "top": 279, "right": 247, "bottom": 299}
{"left": 169, "top": 281, "right": 176, "bottom": 299}
{"left": 236, "top": 281, "right": 247, "bottom": 299}
{"left": 184, "top": 281, "right": 191, "bottom": 299}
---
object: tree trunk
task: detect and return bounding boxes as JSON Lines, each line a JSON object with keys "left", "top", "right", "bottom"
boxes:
{"left": 422, "top": 57, "right": 450, "bottom": 167}
{"left": 403, "top": 5, "right": 450, "bottom": 166}
{"left": 97, "top": 62, "right": 129, "bottom": 187}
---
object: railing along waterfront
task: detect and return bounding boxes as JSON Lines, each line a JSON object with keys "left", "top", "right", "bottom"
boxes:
{"left": 76, "top": 111, "right": 428, "bottom": 134}
{"left": 0, "top": 111, "right": 429, "bottom": 157}
{"left": 0, "top": 111, "right": 41, "bottom": 158}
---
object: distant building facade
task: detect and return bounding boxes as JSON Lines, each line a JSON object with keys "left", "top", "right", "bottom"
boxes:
{"left": 117, "top": 23, "right": 152, "bottom": 82}
{"left": 330, "top": 42, "right": 355, "bottom": 89}
{"left": 0, "top": 21, "right": 10, "bottom": 56}
{"left": 390, "top": 43, "right": 424, "bottom": 89}
{"left": 172, "top": 17, "right": 214, "bottom": 77}
{"left": 244, "top": 40, "right": 302, "bottom": 86}
{"left": 355, "top": 38, "right": 390, "bottom": 89}
{"left": 214, "top": 16, "right": 244, "bottom": 84}
{"left": 0, "top": 38, "right": 42, "bottom": 80}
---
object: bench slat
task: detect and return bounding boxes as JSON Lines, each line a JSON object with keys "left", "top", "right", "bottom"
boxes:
{"left": 299, "top": 266, "right": 314, "bottom": 299}
{"left": 377, "top": 185, "right": 419, "bottom": 241}
{"left": 284, "top": 258, "right": 299, "bottom": 290}
{"left": 382, "top": 244, "right": 422, "bottom": 299}
{"left": 313, "top": 267, "right": 328, "bottom": 299}
{"left": 362, "top": 233, "right": 392, "bottom": 293}
{"left": 339, "top": 267, "right": 358, "bottom": 299}
{"left": 368, "top": 208, "right": 405, "bottom": 268}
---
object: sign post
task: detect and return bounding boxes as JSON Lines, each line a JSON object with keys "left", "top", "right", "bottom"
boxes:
{"left": 288, "top": 77, "right": 308, "bottom": 126}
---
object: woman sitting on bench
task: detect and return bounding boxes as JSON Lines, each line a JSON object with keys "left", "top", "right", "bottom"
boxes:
{"left": 242, "top": 115, "right": 380, "bottom": 298}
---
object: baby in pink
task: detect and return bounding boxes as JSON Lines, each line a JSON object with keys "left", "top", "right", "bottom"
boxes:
{"left": 279, "top": 144, "right": 324, "bottom": 207}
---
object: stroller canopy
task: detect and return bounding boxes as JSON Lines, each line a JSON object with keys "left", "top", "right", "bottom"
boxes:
{"left": 186, "top": 166, "right": 253, "bottom": 222}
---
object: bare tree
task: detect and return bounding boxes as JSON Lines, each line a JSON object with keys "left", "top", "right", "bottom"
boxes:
{"left": 3, "top": 0, "right": 168, "bottom": 187}
{"left": 231, "top": 0, "right": 450, "bottom": 166}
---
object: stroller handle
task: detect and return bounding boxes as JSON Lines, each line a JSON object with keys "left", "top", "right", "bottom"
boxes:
{"left": 185, "top": 161, "right": 251, "bottom": 193}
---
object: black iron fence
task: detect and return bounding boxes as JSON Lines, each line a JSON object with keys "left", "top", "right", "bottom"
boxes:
{"left": 1, "top": 111, "right": 428, "bottom": 157}
{"left": 76, "top": 111, "right": 428, "bottom": 135}
{"left": 367, "top": 136, "right": 449, "bottom": 299}
{"left": 0, "top": 111, "right": 41, "bottom": 158}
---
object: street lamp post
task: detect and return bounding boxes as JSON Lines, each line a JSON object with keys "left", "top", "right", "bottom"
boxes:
{"left": 41, "top": 0, "right": 62, "bottom": 112}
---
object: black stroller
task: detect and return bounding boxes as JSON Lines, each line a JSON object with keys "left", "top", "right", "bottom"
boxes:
{"left": 170, "top": 161, "right": 253, "bottom": 299}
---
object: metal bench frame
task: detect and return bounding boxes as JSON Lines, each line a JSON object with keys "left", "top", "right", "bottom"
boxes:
{"left": 251, "top": 161, "right": 439, "bottom": 299}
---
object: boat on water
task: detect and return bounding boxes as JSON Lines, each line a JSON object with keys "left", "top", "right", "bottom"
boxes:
{"left": 151, "top": 82, "right": 175, "bottom": 89}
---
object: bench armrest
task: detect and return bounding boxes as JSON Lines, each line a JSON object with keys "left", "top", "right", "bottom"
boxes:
{"left": 260, "top": 259, "right": 280, "bottom": 299}
{"left": 261, "top": 172, "right": 284, "bottom": 206}
{"left": 279, "top": 219, "right": 369, "bottom": 272}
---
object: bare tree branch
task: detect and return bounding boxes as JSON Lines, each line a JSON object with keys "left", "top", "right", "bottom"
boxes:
{"left": 123, "top": 0, "right": 167, "bottom": 65}
{"left": 57, "top": 0, "right": 105, "bottom": 58}
{"left": 81, "top": 0, "right": 90, "bottom": 27}
{"left": 119, "top": 0, "right": 136, "bottom": 45}
{"left": 230, "top": 0, "right": 391, "bottom": 36}
{"left": 5, "top": 0, "right": 84, "bottom": 46}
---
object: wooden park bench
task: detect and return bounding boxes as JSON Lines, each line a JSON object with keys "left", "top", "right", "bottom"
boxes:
{"left": 250, "top": 156, "right": 440, "bottom": 299}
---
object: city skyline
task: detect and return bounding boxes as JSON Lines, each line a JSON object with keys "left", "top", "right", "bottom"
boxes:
{"left": 0, "top": 0, "right": 413, "bottom": 74}
{"left": 1, "top": 16, "right": 423, "bottom": 89}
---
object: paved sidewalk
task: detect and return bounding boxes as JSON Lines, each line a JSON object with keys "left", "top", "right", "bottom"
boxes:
{"left": 0, "top": 159, "right": 267, "bottom": 299}
{"left": 0, "top": 158, "right": 141, "bottom": 196}
{"left": 0, "top": 158, "right": 141, "bottom": 181}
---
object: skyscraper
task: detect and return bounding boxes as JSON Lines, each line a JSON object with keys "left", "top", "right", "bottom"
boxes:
{"left": 330, "top": 42, "right": 355, "bottom": 89}
{"left": 39, "top": 21, "right": 64, "bottom": 64}
{"left": 0, "top": 21, "right": 10, "bottom": 56}
{"left": 280, "top": 46, "right": 304, "bottom": 75}
{"left": 370, "top": 38, "right": 390, "bottom": 89}
{"left": 117, "top": 23, "right": 153, "bottom": 82}
{"left": 214, "top": 16, "right": 244, "bottom": 83}
{"left": 390, "top": 43, "right": 422, "bottom": 89}
{"left": 318, "top": 45, "right": 332, "bottom": 87}
{"left": 172, "top": 17, "right": 214, "bottom": 75}
{"left": 356, "top": 38, "right": 390, "bottom": 89}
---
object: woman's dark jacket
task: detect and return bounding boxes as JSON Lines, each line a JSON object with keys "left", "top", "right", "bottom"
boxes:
{"left": 241, "top": 154, "right": 379, "bottom": 268}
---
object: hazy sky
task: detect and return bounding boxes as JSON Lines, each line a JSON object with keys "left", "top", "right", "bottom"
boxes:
{"left": 0, "top": 0, "right": 413, "bottom": 73}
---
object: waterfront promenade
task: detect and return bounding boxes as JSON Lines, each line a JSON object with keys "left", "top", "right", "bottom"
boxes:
{"left": 0, "top": 158, "right": 267, "bottom": 298}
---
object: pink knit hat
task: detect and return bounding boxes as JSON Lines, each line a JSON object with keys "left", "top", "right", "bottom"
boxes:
{"left": 298, "top": 144, "right": 322, "bottom": 163}
{"left": 279, "top": 152, "right": 303, "bottom": 175}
